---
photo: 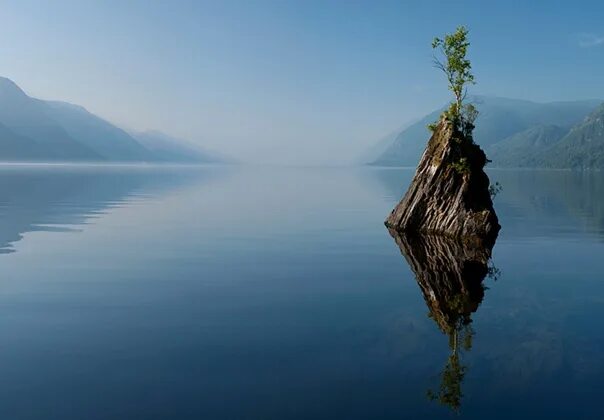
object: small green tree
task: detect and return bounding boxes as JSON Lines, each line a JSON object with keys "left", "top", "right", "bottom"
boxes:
{"left": 432, "top": 26, "right": 476, "bottom": 132}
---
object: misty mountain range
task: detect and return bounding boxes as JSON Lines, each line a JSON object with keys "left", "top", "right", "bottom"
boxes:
{"left": 0, "top": 77, "right": 223, "bottom": 163}
{"left": 5, "top": 74, "right": 603, "bottom": 169}
{"left": 369, "top": 96, "right": 604, "bottom": 169}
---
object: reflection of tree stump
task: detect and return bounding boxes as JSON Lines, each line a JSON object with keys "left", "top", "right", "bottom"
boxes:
{"left": 389, "top": 229, "right": 491, "bottom": 334}
{"left": 388, "top": 229, "right": 497, "bottom": 412}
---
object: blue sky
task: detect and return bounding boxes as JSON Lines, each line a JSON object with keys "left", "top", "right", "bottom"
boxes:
{"left": 1, "top": 0, "right": 603, "bottom": 164}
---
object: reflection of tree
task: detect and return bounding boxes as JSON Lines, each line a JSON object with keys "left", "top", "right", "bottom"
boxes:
{"left": 427, "top": 343, "right": 466, "bottom": 411}
{"left": 426, "top": 300, "right": 473, "bottom": 412}
{"left": 388, "top": 229, "right": 498, "bottom": 413}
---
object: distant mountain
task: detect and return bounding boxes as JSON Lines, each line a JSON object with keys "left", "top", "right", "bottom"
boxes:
{"left": 0, "top": 76, "right": 226, "bottom": 163}
{"left": 369, "top": 96, "right": 601, "bottom": 167}
{"left": 357, "top": 123, "right": 415, "bottom": 164}
{"left": 536, "top": 104, "right": 604, "bottom": 169}
{"left": 43, "top": 100, "right": 153, "bottom": 161}
{"left": 488, "top": 125, "right": 568, "bottom": 167}
{"left": 368, "top": 108, "right": 442, "bottom": 167}
{"left": 132, "top": 130, "right": 224, "bottom": 163}
{"left": 0, "top": 77, "right": 101, "bottom": 161}
{"left": 0, "top": 121, "right": 47, "bottom": 161}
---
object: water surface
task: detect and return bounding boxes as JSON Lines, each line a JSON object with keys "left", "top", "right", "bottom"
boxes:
{"left": 0, "top": 165, "right": 602, "bottom": 419}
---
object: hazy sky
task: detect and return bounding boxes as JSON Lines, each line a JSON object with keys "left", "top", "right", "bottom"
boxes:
{"left": 1, "top": 0, "right": 603, "bottom": 164}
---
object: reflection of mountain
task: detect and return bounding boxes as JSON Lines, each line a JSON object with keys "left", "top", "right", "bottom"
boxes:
{"left": 0, "top": 166, "right": 211, "bottom": 254}
{"left": 389, "top": 230, "right": 497, "bottom": 412}
{"left": 489, "top": 170, "right": 604, "bottom": 239}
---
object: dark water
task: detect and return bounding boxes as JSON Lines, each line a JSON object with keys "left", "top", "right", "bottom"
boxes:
{"left": 0, "top": 164, "right": 602, "bottom": 419}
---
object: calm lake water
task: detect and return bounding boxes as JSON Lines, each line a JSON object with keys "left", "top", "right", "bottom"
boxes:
{"left": 0, "top": 164, "right": 602, "bottom": 419}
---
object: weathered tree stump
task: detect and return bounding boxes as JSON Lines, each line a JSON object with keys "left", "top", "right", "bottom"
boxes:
{"left": 385, "top": 118, "right": 500, "bottom": 245}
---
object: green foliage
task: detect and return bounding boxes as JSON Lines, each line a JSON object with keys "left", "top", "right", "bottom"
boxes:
{"left": 427, "top": 352, "right": 466, "bottom": 412}
{"left": 428, "top": 25, "right": 479, "bottom": 148}
{"left": 432, "top": 26, "right": 475, "bottom": 120}
{"left": 442, "top": 102, "right": 458, "bottom": 123}
{"left": 427, "top": 122, "right": 438, "bottom": 133}
{"left": 451, "top": 157, "right": 471, "bottom": 175}
{"left": 460, "top": 103, "right": 478, "bottom": 139}
{"left": 487, "top": 262, "right": 501, "bottom": 281}
{"left": 488, "top": 181, "right": 502, "bottom": 199}
{"left": 427, "top": 313, "right": 474, "bottom": 413}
